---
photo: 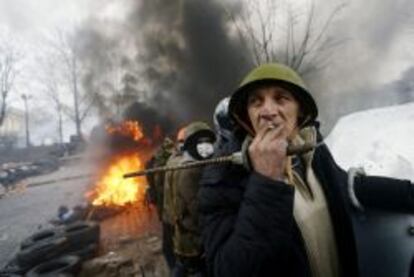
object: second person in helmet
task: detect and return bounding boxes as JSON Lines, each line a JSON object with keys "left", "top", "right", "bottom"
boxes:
{"left": 163, "top": 121, "right": 216, "bottom": 277}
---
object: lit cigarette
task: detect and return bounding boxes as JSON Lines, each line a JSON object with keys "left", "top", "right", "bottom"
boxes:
{"left": 268, "top": 123, "right": 279, "bottom": 129}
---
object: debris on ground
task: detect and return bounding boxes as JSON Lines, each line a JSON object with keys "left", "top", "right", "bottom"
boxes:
{"left": 79, "top": 234, "right": 167, "bottom": 277}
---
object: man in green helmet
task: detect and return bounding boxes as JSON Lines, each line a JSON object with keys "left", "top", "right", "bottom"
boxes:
{"left": 198, "top": 63, "right": 414, "bottom": 277}
{"left": 164, "top": 121, "right": 216, "bottom": 276}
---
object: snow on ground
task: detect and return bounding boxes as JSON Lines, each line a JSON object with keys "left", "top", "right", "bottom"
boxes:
{"left": 325, "top": 102, "right": 414, "bottom": 181}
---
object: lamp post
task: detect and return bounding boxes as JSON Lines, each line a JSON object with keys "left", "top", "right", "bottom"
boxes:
{"left": 21, "top": 94, "right": 31, "bottom": 148}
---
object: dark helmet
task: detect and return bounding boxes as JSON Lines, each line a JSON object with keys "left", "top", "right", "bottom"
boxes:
{"left": 183, "top": 121, "right": 216, "bottom": 149}
{"left": 229, "top": 63, "right": 318, "bottom": 131}
{"left": 213, "top": 97, "right": 236, "bottom": 141}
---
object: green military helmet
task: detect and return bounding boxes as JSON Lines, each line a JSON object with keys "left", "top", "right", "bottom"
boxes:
{"left": 183, "top": 121, "right": 216, "bottom": 151}
{"left": 229, "top": 63, "right": 318, "bottom": 129}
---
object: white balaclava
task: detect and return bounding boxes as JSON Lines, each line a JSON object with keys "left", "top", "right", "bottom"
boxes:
{"left": 196, "top": 141, "right": 214, "bottom": 159}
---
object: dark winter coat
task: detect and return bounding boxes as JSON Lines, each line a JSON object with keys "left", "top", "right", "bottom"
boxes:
{"left": 198, "top": 138, "right": 360, "bottom": 277}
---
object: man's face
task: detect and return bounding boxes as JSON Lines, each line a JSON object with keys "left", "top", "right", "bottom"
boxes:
{"left": 246, "top": 85, "right": 300, "bottom": 139}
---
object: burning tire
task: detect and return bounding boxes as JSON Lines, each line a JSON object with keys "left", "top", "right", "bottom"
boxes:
{"left": 20, "top": 228, "right": 63, "bottom": 250}
{"left": 25, "top": 255, "right": 80, "bottom": 277}
{"left": 63, "top": 221, "right": 100, "bottom": 250}
{"left": 16, "top": 237, "right": 69, "bottom": 269}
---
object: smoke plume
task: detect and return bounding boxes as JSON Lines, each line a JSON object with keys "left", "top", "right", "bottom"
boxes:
{"left": 75, "top": 0, "right": 252, "bottom": 136}
{"left": 74, "top": 0, "right": 414, "bottom": 135}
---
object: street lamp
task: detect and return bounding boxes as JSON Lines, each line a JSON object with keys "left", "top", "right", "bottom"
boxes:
{"left": 21, "top": 94, "right": 32, "bottom": 148}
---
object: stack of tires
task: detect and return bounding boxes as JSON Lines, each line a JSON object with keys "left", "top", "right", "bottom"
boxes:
{"left": 3, "top": 221, "right": 100, "bottom": 276}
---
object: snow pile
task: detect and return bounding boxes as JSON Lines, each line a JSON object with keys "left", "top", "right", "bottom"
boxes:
{"left": 326, "top": 102, "right": 414, "bottom": 181}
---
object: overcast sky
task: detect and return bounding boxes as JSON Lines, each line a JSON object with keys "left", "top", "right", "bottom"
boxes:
{"left": 0, "top": 0, "right": 133, "bottom": 144}
{"left": 0, "top": 0, "right": 98, "bottom": 105}
{"left": 1, "top": 0, "right": 414, "bottom": 144}
{"left": 1, "top": 0, "right": 411, "bottom": 88}
{"left": 318, "top": 0, "right": 414, "bottom": 89}
{"left": 0, "top": 0, "right": 131, "bottom": 34}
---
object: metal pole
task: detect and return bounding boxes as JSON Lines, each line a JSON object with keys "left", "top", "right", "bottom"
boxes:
{"left": 72, "top": 56, "right": 81, "bottom": 137}
{"left": 21, "top": 94, "right": 31, "bottom": 148}
{"left": 123, "top": 141, "right": 319, "bottom": 179}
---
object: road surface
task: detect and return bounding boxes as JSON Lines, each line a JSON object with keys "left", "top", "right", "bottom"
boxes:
{"left": 0, "top": 161, "right": 93, "bottom": 268}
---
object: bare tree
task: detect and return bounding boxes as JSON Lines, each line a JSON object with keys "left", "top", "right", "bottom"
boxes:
{"left": 49, "top": 85, "right": 65, "bottom": 144}
{"left": 43, "top": 28, "right": 96, "bottom": 137}
{"left": 0, "top": 31, "right": 22, "bottom": 126}
{"left": 225, "top": 0, "right": 346, "bottom": 75}
{"left": 33, "top": 54, "right": 66, "bottom": 144}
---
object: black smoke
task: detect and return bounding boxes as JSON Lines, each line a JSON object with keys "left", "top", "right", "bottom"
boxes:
{"left": 76, "top": 0, "right": 252, "bottom": 135}
{"left": 123, "top": 101, "right": 175, "bottom": 137}
{"left": 128, "top": 0, "right": 252, "bottom": 122}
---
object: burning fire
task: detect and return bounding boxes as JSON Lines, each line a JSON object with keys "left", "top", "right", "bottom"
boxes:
{"left": 87, "top": 119, "right": 161, "bottom": 207}
{"left": 89, "top": 153, "right": 148, "bottom": 207}
{"left": 106, "top": 120, "right": 144, "bottom": 142}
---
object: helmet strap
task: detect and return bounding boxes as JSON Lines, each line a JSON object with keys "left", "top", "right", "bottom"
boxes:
{"left": 232, "top": 112, "right": 256, "bottom": 137}
{"left": 299, "top": 115, "right": 312, "bottom": 129}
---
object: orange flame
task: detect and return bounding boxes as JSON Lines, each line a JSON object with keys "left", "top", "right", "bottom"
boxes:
{"left": 106, "top": 120, "right": 144, "bottom": 142}
{"left": 87, "top": 120, "right": 163, "bottom": 207}
{"left": 89, "top": 153, "right": 147, "bottom": 207}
